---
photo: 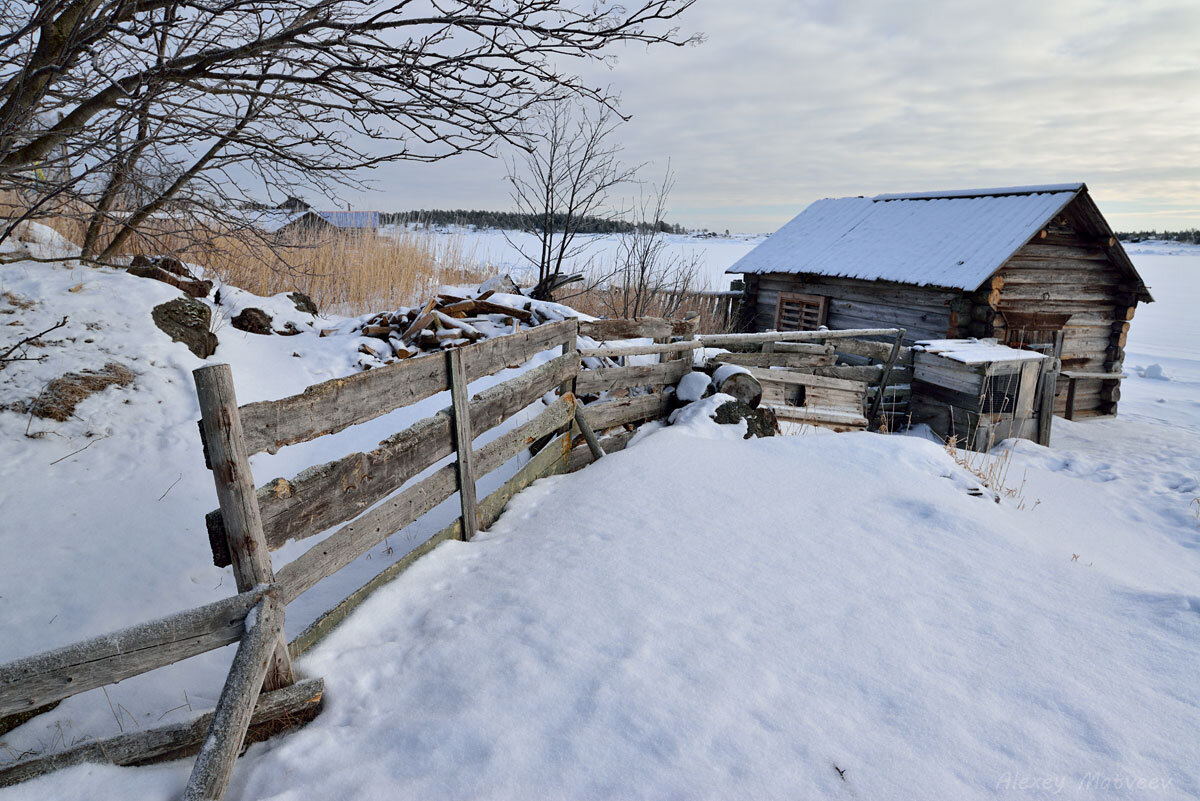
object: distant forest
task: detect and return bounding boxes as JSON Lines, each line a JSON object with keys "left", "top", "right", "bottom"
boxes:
{"left": 381, "top": 209, "right": 689, "bottom": 235}
{"left": 1116, "top": 229, "right": 1200, "bottom": 244}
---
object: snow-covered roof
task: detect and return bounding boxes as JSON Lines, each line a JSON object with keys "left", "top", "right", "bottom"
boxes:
{"left": 727, "top": 184, "right": 1085, "bottom": 290}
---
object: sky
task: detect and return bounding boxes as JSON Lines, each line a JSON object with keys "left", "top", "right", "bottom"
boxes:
{"left": 338, "top": 0, "right": 1200, "bottom": 234}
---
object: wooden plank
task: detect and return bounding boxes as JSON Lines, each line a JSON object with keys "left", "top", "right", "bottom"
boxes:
{"left": 238, "top": 321, "right": 575, "bottom": 455}
{"left": 711, "top": 351, "right": 836, "bottom": 369}
{"left": 575, "top": 361, "right": 688, "bottom": 395}
{"left": 183, "top": 593, "right": 283, "bottom": 801}
{"left": 276, "top": 396, "right": 576, "bottom": 604}
{"left": 741, "top": 367, "right": 866, "bottom": 393}
{"left": 579, "top": 340, "right": 703, "bottom": 358}
{"left": 578, "top": 318, "right": 695, "bottom": 340}
{"left": 766, "top": 404, "right": 868, "bottom": 428}
{"left": 190, "top": 365, "right": 293, "bottom": 692}
{"left": 833, "top": 338, "right": 911, "bottom": 363}
{"left": 207, "top": 352, "right": 581, "bottom": 564}
{"left": 699, "top": 328, "right": 902, "bottom": 346}
{"left": 286, "top": 433, "right": 572, "bottom": 659}
{"left": 447, "top": 348, "right": 479, "bottom": 541}
{"left": 567, "top": 429, "right": 636, "bottom": 472}
{"left": 0, "top": 587, "right": 272, "bottom": 719}
{"left": 0, "top": 678, "right": 324, "bottom": 789}
{"left": 1059, "top": 371, "right": 1126, "bottom": 380}
{"left": 866, "top": 330, "right": 905, "bottom": 430}
{"left": 584, "top": 394, "right": 670, "bottom": 430}
{"left": 574, "top": 404, "right": 607, "bottom": 461}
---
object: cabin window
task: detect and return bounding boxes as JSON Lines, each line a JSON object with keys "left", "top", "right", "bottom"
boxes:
{"left": 776, "top": 293, "right": 828, "bottom": 331}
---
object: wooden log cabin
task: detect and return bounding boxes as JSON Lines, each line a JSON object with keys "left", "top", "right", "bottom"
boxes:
{"left": 728, "top": 184, "right": 1153, "bottom": 419}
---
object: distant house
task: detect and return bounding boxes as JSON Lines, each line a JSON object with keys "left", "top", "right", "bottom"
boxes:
{"left": 728, "top": 183, "right": 1153, "bottom": 419}
{"left": 271, "top": 210, "right": 381, "bottom": 238}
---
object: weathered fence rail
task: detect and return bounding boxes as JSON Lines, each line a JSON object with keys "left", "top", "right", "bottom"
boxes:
{"left": 5, "top": 314, "right": 918, "bottom": 794}
{"left": 0, "top": 314, "right": 697, "bottom": 794}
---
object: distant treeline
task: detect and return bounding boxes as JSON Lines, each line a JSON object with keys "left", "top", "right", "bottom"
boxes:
{"left": 381, "top": 209, "right": 688, "bottom": 235}
{"left": 1116, "top": 229, "right": 1200, "bottom": 244}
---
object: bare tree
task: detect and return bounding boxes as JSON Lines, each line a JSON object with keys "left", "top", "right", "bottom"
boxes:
{"left": 503, "top": 99, "right": 638, "bottom": 299}
{"left": 596, "top": 168, "right": 701, "bottom": 319}
{"left": 0, "top": 1, "right": 701, "bottom": 258}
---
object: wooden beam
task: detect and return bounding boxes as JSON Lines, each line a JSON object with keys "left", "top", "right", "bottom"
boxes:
{"left": 866, "top": 329, "right": 905, "bottom": 431}
{"left": 0, "top": 587, "right": 271, "bottom": 718}
{"left": 0, "top": 678, "right": 324, "bottom": 789}
{"left": 275, "top": 396, "right": 576, "bottom": 604}
{"left": 573, "top": 404, "right": 607, "bottom": 462}
{"left": 579, "top": 340, "right": 703, "bottom": 358}
{"left": 193, "top": 364, "right": 293, "bottom": 691}
{"left": 575, "top": 361, "right": 689, "bottom": 395}
{"left": 287, "top": 433, "right": 572, "bottom": 658}
{"left": 237, "top": 321, "right": 575, "bottom": 455}
{"left": 698, "top": 328, "right": 903, "bottom": 346}
{"left": 206, "top": 353, "right": 580, "bottom": 564}
{"left": 447, "top": 348, "right": 479, "bottom": 541}
{"left": 183, "top": 593, "right": 284, "bottom": 801}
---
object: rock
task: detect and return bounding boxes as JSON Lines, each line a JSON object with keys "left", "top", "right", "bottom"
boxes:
{"left": 127, "top": 264, "right": 212, "bottom": 298}
{"left": 287, "top": 291, "right": 318, "bottom": 316}
{"left": 151, "top": 297, "right": 217, "bottom": 358}
{"left": 129, "top": 254, "right": 153, "bottom": 269}
{"left": 712, "top": 399, "right": 778, "bottom": 439}
{"left": 231, "top": 307, "right": 273, "bottom": 335}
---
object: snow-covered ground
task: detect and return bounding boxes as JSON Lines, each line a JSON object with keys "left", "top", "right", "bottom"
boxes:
{"left": 2, "top": 229, "right": 1199, "bottom": 799}
{"left": 386, "top": 225, "right": 763, "bottom": 290}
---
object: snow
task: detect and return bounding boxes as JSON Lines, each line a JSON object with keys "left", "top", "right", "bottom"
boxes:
{"left": 711, "top": 363, "right": 750, "bottom": 385}
{"left": 3, "top": 223, "right": 1200, "bottom": 799}
{"left": 914, "top": 338, "right": 1047, "bottom": 364}
{"left": 874, "top": 183, "right": 1085, "bottom": 200}
{"left": 387, "top": 226, "right": 763, "bottom": 289}
{"left": 674, "top": 370, "right": 711, "bottom": 403}
{"left": 727, "top": 185, "right": 1084, "bottom": 290}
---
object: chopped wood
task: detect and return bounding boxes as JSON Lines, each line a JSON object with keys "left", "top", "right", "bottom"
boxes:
{"left": 361, "top": 325, "right": 393, "bottom": 339}
{"left": 716, "top": 371, "right": 763, "bottom": 408}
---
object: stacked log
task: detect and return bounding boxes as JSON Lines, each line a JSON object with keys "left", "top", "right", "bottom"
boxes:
{"left": 353, "top": 290, "right": 546, "bottom": 366}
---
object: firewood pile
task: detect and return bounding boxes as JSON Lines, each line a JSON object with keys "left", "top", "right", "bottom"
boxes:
{"left": 351, "top": 289, "right": 571, "bottom": 367}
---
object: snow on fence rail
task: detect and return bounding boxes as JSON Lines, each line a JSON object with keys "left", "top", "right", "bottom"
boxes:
{"left": 0, "top": 315, "right": 697, "bottom": 794}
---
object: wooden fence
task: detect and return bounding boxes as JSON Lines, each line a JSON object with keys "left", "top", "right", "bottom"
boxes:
{"left": 0, "top": 316, "right": 695, "bottom": 794}
{"left": 695, "top": 327, "right": 911, "bottom": 431}
{"left": 0, "top": 315, "right": 911, "bottom": 793}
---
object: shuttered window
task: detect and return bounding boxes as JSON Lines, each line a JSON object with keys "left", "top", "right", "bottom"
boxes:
{"left": 775, "top": 293, "right": 828, "bottom": 331}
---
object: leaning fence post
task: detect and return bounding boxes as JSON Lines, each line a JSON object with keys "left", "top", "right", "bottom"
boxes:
{"left": 193, "top": 364, "right": 294, "bottom": 691}
{"left": 447, "top": 348, "right": 479, "bottom": 540}
{"left": 866, "top": 328, "right": 905, "bottom": 432}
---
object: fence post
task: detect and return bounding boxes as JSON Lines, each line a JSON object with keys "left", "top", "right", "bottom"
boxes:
{"left": 193, "top": 364, "right": 294, "bottom": 691}
{"left": 447, "top": 348, "right": 479, "bottom": 540}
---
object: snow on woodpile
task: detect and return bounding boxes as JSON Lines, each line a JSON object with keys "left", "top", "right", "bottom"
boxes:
{"left": 728, "top": 184, "right": 1083, "bottom": 290}
{"left": 913, "top": 338, "right": 1047, "bottom": 364}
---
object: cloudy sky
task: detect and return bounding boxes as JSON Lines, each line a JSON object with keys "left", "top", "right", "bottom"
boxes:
{"left": 344, "top": 0, "right": 1200, "bottom": 233}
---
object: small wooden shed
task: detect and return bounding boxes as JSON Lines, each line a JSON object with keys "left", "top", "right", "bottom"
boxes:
{"left": 728, "top": 184, "right": 1153, "bottom": 419}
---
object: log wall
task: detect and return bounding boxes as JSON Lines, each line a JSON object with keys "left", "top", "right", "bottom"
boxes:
{"left": 992, "top": 210, "right": 1135, "bottom": 417}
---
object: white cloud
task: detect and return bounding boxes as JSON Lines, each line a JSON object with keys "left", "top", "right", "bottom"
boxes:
{"left": 352, "top": 0, "right": 1200, "bottom": 232}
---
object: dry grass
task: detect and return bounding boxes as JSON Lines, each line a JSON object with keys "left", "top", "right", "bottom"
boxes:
{"left": 566, "top": 286, "right": 741, "bottom": 334}
{"left": 2, "top": 191, "right": 488, "bottom": 315}
{"left": 186, "top": 228, "right": 487, "bottom": 316}
{"left": 944, "top": 434, "right": 1029, "bottom": 506}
